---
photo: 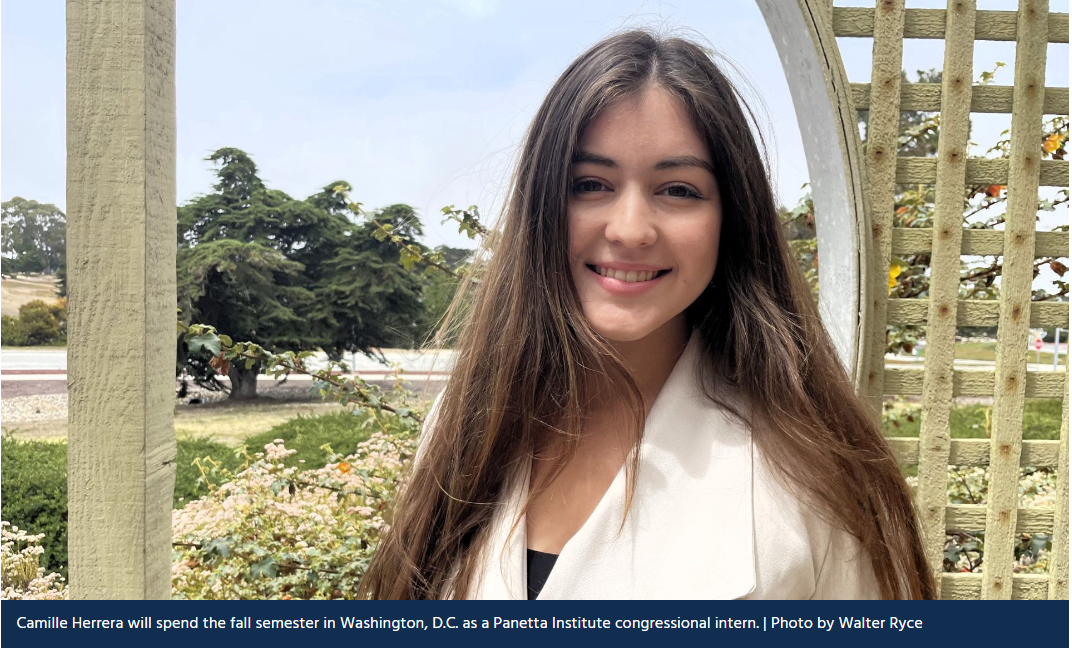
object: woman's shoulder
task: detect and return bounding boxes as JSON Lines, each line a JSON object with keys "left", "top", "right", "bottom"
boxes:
{"left": 680, "top": 367, "right": 882, "bottom": 600}
{"left": 748, "top": 443, "right": 882, "bottom": 599}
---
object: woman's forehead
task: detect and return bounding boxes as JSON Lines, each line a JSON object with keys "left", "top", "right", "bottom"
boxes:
{"left": 577, "top": 87, "right": 711, "bottom": 168}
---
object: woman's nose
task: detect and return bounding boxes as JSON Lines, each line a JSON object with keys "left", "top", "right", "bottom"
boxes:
{"left": 604, "top": 187, "right": 656, "bottom": 248}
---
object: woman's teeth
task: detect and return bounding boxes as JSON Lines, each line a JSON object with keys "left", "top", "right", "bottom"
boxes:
{"left": 592, "top": 266, "right": 663, "bottom": 283}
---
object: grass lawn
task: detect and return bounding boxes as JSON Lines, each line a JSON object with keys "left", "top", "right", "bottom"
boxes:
{"left": 174, "top": 399, "right": 350, "bottom": 446}
{"left": 1, "top": 399, "right": 350, "bottom": 443}
{"left": 884, "top": 398, "right": 1063, "bottom": 478}
{"left": 173, "top": 408, "right": 390, "bottom": 504}
{"left": 1, "top": 274, "right": 62, "bottom": 317}
{"left": 882, "top": 398, "right": 1064, "bottom": 440}
{"left": 915, "top": 341, "right": 1066, "bottom": 365}
{"left": 0, "top": 342, "right": 68, "bottom": 351}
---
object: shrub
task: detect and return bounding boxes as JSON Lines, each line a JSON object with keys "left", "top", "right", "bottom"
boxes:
{"left": 1, "top": 315, "right": 29, "bottom": 346}
{"left": 17, "top": 300, "right": 63, "bottom": 345}
{"left": 172, "top": 427, "right": 416, "bottom": 600}
{"left": 0, "top": 300, "right": 66, "bottom": 346}
{"left": 1, "top": 522, "right": 68, "bottom": 600}
{"left": 905, "top": 467, "right": 1056, "bottom": 574}
{"left": 0, "top": 410, "right": 388, "bottom": 582}
{"left": 174, "top": 437, "right": 244, "bottom": 507}
{"left": 0, "top": 434, "right": 258, "bottom": 579}
{"left": 0, "top": 435, "right": 69, "bottom": 578}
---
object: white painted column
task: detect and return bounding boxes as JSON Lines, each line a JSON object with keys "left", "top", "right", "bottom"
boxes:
{"left": 757, "top": 0, "right": 874, "bottom": 391}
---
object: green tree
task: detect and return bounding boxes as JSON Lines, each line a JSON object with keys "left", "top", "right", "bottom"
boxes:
{"left": 177, "top": 149, "right": 426, "bottom": 398}
{"left": 413, "top": 245, "right": 472, "bottom": 345}
{"left": 1, "top": 197, "right": 66, "bottom": 279}
{"left": 178, "top": 239, "right": 317, "bottom": 398}
{"left": 307, "top": 202, "right": 427, "bottom": 357}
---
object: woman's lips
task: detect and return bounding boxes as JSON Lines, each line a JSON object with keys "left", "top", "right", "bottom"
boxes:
{"left": 586, "top": 264, "right": 670, "bottom": 295}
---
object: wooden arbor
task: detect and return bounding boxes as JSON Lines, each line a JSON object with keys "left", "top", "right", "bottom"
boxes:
{"left": 67, "top": 0, "right": 176, "bottom": 599}
{"left": 64, "top": 0, "right": 1066, "bottom": 599}
{"left": 760, "top": 0, "right": 1069, "bottom": 599}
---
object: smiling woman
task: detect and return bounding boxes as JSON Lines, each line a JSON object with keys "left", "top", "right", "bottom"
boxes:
{"left": 567, "top": 88, "right": 722, "bottom": 344}
{"left": 358, "top": 29, "right": 936, "bottom": 601}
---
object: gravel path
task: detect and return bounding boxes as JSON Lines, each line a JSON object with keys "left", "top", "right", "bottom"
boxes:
{"left": 1, "top": 378, "right": 446, "bottom": 425}
{"left": 1, "top": 393, "right": 68, "bottom": 423}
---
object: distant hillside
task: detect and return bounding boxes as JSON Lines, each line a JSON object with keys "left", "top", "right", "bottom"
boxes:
{"left": 1, "top": 274, "right": 62, "bottom": 317}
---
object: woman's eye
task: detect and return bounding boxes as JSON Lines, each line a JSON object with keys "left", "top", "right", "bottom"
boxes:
{"left": 662, "top": 184, "right": 702, "bottom": 199}
{"left": 572, "top": 179, "right": 607, "bottom": 193}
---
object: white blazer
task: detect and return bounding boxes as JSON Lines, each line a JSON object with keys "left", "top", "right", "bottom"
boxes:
{"left": 429, "top": 329, "right": 881, "bottom": 600}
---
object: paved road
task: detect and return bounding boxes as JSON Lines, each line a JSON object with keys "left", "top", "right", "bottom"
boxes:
{"left": 1, "top": 348, "right": 457, "bottom": 373}
{"left": 1, "top": 348, "right": 457, "bottom": 398}
{"left": 3, "top": 346, "right": 1064, "bottom": 400}
{"left": 5, "top": 345, "right": 1064, "bottom": 373}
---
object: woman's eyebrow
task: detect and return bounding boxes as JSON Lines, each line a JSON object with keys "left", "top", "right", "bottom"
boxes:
{"left": 653, "top": 155, "right": 715, "bottom": 175}
{"left": 571, "top": 151, "right": 714, "bottom": 175}
{"left": 571, "top": 151, "right": 617, "bottom": 168}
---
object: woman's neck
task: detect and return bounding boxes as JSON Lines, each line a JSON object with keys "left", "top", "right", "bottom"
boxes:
{"left": 598, "top": 315, "right": 690, "bottom": 412}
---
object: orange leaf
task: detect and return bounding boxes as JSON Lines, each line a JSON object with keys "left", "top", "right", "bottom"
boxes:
{"left": 337, "top": 461, "right": 351, "bottom": 474}
{"left": 1043, "top": 133, "right": 1063, "bottom": 154}
{"left": 986, "top": 185, "right": 1005, "bottom": 197}
{"left": 208, "top": 354, "right": 230, "bottom": 376}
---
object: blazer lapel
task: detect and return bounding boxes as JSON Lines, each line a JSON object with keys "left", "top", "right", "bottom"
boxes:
{"left": 473, "top": 329, "right": 757, "bottom": 600}
{"left": 471, "top": 463, "right": 530, "bottom": 599}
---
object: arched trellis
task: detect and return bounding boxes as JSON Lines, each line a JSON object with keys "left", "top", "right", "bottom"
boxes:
{"left": 756, "top": 0, "right": 874, "bottom": 393}
{"left": 758, "top": 0, "right": 1069, "bottom": 600}
{"left": 65, "top": 0, "right": 1068, "bottom": 599}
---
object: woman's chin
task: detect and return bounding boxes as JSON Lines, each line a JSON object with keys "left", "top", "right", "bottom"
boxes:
{"left": 584, "top": 308, "right": 689, "bottom": 346}
{"left": 589, "top": 321, "right": 659, "bottom": 344}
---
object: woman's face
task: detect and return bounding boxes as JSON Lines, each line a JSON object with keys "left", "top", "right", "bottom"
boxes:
{"left": 568, "top": 86, "right": 722, "bottom": 343}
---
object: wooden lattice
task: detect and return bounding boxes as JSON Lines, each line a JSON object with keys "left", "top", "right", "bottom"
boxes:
{"left": 832, "top": 0, "right": 1069, "bottom": 600}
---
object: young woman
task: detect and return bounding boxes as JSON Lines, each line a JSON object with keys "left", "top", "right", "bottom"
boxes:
{"left": 359, "top": 30, "right": 935, "bottom": 600}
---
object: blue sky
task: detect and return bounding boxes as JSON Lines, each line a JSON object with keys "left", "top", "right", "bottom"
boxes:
{"left": 2, "top": 0, "right": 1068, "bottom": 252}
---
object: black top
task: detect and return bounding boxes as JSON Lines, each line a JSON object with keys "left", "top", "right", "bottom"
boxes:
{"left": 526, "top": 549, "right": 559, "bottom": 600}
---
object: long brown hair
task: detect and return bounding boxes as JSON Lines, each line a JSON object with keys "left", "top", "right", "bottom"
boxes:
{"left": 359, "top": 29, "right": 935, "bottom": 600}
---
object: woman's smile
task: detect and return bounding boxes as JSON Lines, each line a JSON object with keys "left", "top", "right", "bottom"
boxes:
{"left": 585, "top": 263, "right": 672, "bottom": 295}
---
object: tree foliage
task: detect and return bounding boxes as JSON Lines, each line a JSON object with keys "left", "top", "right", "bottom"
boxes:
{"left": 783, "top": 65, "right": 1069, "bottom": 354}
{"left": 177, "top": 148, "right": 427, "bottom": 398}
{"left": 1, "top": 197, "right": 66, "bottom": 283}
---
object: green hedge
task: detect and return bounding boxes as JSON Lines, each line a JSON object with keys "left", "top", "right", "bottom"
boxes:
{"left": 0, "top": 434, "right": 238, "bottom": 579}
{"left": 241, "top": 409, "right": 376, "bottom": 468}
{"left": 0, "top": 435, "right": 69, "bottom": 578}
{"left": 0, "top": 410, "right": 372, "bottom": 579}
{"left": 0, "top": 300, "right": 67, "bottom": 346}
{"left": 173, "top": 437, "right": 246, "bottom": 506}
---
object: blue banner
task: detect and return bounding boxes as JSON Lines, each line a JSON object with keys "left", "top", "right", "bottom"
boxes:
{"left": 3, "top": 600, "right": 1068, "bottom": 648}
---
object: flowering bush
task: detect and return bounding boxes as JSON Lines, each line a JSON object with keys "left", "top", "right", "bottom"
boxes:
{"left": 171, "top": 423, "right": 417, "bottom": 600}
{"left": 1, "top": 521, "right": 68, "bottom": 600}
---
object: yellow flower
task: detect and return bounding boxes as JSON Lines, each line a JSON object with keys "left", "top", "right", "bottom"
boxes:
{"left": 888, "top": 264, "right": 903, "bottom": 292}
{"left": 1043, "top": 133, "right": 1063, "bottom": 154}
